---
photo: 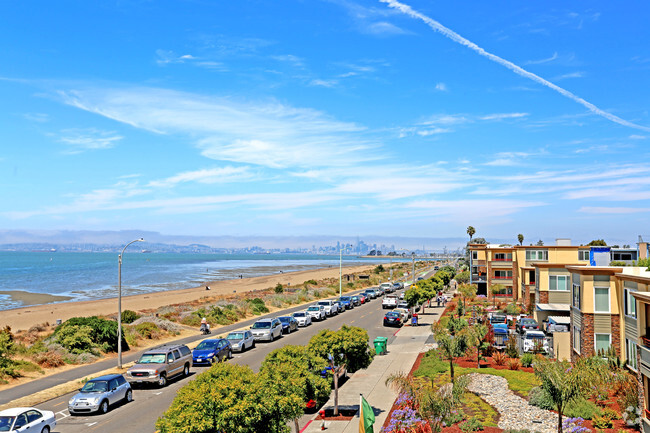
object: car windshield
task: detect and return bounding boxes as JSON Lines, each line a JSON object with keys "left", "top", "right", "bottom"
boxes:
{"left": 340, "top": 297, "right": 350, "bottom": 301}
{"left": 279, "top": 317, "right": 290, "bottom": 323}
{"left": 81, "top": 380, "right": 109, "bottom": 393}
{"left": 227, "top": 333, "right": 244, "bottom": 340}
{"left": 317, "top": 302, "right": 328, "bottom": 305}
{"left": 0, "top": 416, "right": 15, "bottom": 431}
{"left": 252, "top": 321, "right": 271, "bottom": 329}
{"left": 137, "top": 353, "right": 166, "bottom": 364}
{"left": 293, "top": 312, "right": 305, "bottom": 317}
{"left": 196, "top": 340, "right": 219, "bottom": 350}
{"left": 526, "top": 334, "right": 545, "bottom": 340}
{"left": 352, "top": 296, "right": 358, "bottom": 300}
{"left": 386, "top": 312, "right": 399, "bottom": 317}
{"left": 307, "top": 307, "right": 319, "bottom": 311}
{"left": 521, "top": 319, "right": 536, "bottom": 324}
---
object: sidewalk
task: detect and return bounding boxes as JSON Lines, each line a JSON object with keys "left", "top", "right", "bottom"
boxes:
{"left": 301, "top": 305, "right": 442, "bottom": 433}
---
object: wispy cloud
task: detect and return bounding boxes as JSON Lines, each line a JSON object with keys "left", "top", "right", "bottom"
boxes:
{"left": 484, "top": 152, "right": 533, "bottom": 167}
{"left": 147, "top": 166, "right": 257, "bottom": 188}
{"left": 630, "top": 135, "right": 647, "bottom": 140}
{"left": 23, "top": 113, "right": 50, "bottom": 123}
{"left": 578, "top": 206, "right": 650, "bottom": 214}
{"left": 479, "top": 113, "right": 528, "bottom": 121}
{"left": 435, "top": 82, "right": 448, "bottom": 92}
{"left": 379, "top": 0, "right": 650, "bottom": 132}
{"left": 56, "top": 128, "right": 123, "bottom": 154}
{"left": 554, "top": 71, "right": 584, "bottom": 80}
{"left": 525, "top": 52, "right": 558, "bottom": 65}
{"left": 310, "top": 79, "right": 339, "bottom": 88}
{"left": 155, "top": 49, "right": 227, "bottom": 71}
{"left": 56, "top": 86, "right": 378, "bottom": 169}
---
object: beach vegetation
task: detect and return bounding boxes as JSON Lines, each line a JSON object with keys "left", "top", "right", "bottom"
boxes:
{"left": 53, "top": 316, "right": 128, "bottom": 354}
{"left": 121, "top": 309, "right": 140, "bottom": 324}
{"left": 374, "top": 264, "right": 385, "bottom": 273}
{"left": 247, "top": 298, "right": 269, "bottom": 315}
{"left": 274, "top": 283, "right": 284, "bottom": 293}
{"left": 307, "top": 325, "right": 373, "bottom": 373}
{"left": 304, "top": 279, "right": 318, "bottom": 286}
{"left": 0, "top": 326, "right": 20, "bottom": 379}
{"left": 134, "top": 322, "right": 160, "bottom": 339}
{"left": 33, "top": 350, "right": 66, "bottom": 368}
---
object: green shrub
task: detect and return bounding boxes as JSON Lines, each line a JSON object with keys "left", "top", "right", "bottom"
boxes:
{"left": 54, "top": 316, "right": 128, "bottom": 353}
{"left": 121, "top": 310, "right": 140, "bottom": 324}
{"left": 274, "top": 283, "right": 284, "bottom": 294}
{"left": 601, "top": 408, "right": 618, "bottom": 420}
{"left": 346, "top": 282, "right": 354, "bottom": 288}
{"left": 247, "top": 298, "right": 269, "bottom": 315}
{"left": 374, "top": 264, "right": 385, "bottom": 274}
{"left": 564, "top": 397, "right": 602, "bottom": 420}
{"left": 592, "top": 416, "right": 613, "bottom": 429}
{"left": 528, "top": 386, "right": 554, "bottom": 410}
{"left": 520, "top": 353, "right": 534, "bottom": 367}
{"left": 304, "top": 279, "right": 318, "bottom": 286}
{"left": 0, "top": 327, "right": 19, "bottom": 378}
{"left": 446, "top": 410, "right": 464, "bottom": 425}
{"left": 505, "top": 335, "right": 519, "bottom": 358}
{"left": 55, "top": 325, "right": 96, "bottom": 355}
{"left": 459, "top": 417, "right": 483, "bottom": 432}
{"left": 504, "top": 303, "right": 520, "bottom": 314}
{"left": 135, "top": 322, "right": 159, "bottom": 339}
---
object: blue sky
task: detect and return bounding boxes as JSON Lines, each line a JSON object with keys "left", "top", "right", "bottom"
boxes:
{"left": 1, "top": 0, "right": 649, "bottom": 245}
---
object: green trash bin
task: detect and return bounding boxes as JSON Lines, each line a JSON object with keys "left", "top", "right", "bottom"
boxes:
{"left": 374, "top": 336, "right": 388, "bottom": 355}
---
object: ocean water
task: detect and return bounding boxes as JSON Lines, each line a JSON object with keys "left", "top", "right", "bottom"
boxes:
{"left": 0, "top": 252, "right": 390, "bottom": 310}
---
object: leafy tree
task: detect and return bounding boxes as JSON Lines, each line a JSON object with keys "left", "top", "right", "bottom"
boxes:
{"left": 54, "top": 316, "right": 128, "bottom": 353}
{"left": 457, "top": 284, "right": 477, "bottom": 309}
{"left": 536, "top": 239, "right": 545, "bottom": 246}
{"left": 157, "top": 363, "right": 264, "bottom": 433}
{"left": 436, "top": 270, "right": 451, "bottom": 287}
{"left": 433, "top": 319, "right": 467, "bottom": 383}
{"left": 0, "top": 327, "right": 18, "bottom": 378}
{"left": 489, "top": 284, "right": 506, "bottom": 307}
{"left": 533, "top": 358, "right": 587, "bottom": 433}
{"left": 517, "top": 234, "right": 524, "bottom": 246}
{"left": 587, "top": 239, "right": 607, "bottom": 246}
{"left": 256, "top": 364, "right": 308, "bottom": 433}
{"left": 454, "top": 270, "right": 470, "bottom": 285}
{"left": 466, "top": 226, "right": 476, "bottom": 242}
{"left": 308, "top": 325, "right": 373, "bottom": 373}
{"left": 462, "top": 323, "right": 489, "bottom": 368}
{"left": 274, "top": 283, "right": 284, "bottom": 294}
{"left": 56, "top": 324, "right": 96, "bottom": 355}
{"left": 439, "top": 265, "right": 456, "bottom": 279}
{"left": 470, "top": 237, "right": 487, "bottom": 245}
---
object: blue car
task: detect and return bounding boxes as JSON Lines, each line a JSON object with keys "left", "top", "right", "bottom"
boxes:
{"left": 192, "top": 338, "right": 232, "bottom": 365}
{"left": 338, "top": 296, "right": 353, "bottom": 309}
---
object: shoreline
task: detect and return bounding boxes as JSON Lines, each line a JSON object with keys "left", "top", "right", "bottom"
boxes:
{"left": 0, "top": 263, "right": 379, "bottom": 332}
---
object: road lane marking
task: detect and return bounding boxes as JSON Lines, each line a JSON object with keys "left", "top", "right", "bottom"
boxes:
{"left": 53, "top": 402, "right": 64, "bottom": 407}
{"left": 86, "top": 422, "right": 97, "bottom": 427}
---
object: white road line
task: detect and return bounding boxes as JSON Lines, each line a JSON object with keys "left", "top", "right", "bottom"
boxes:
{"left": 86, "top": 422, "right": 98, "bottom": 426}
{"left": 55, "top": 410, "right": 70, "bottom": 420}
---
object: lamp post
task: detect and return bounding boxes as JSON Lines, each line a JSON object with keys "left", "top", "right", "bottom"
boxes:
{"left": 339, "top": 247, "right": 345, "bottom": 297}
{"left": 118, "top": 238, "right": 144, "bottom": 368}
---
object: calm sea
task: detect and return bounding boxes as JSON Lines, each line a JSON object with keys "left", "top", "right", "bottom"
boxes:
{"left": 0, "top": 252, "right": 390, "bottom": 310}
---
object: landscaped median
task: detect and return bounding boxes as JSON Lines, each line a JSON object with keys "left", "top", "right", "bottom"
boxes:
{"left": 380, "top": 292, "right": 642, "bottom": 433}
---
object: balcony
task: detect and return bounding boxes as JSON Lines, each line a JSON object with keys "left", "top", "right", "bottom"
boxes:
{"left": 491, "top": 260, "right": 514, "bottom": 268}
{"left": 640, "top": 342, "right": 650, "bottom": 367}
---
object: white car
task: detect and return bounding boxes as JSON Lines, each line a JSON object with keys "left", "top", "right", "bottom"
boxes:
{"left": 332, "top": 301, "right": 343, "bottom": 313}
{"left": 317, "top": 300, "right": 337, "bottom": 316}
{"left": 0, "top": 407, "right": 56, "bottom": 433}
{"left": 226, "top": 330, "right": 255, "bottom": 352}
{"left": 379, "top": 282, "right": 394, "bottom": 293}
{"left": 523, "top": 330, "right": 549, "bottom": 353}
{"left": 292, "top": 311, "right": 312, "bottom": 326}
{"left": 306, "top": 305, "right": 326, "bottom": 321}
{"left": 393, "top": 307, "right": 410, "bottom": 322}
{"left": 382, "top": 295, "right": 398, "bottom": 309}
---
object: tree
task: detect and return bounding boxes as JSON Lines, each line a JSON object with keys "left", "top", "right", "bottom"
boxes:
{"left": 463, "top": 323, "right": 490, "bottom": 368}
{"left": 457, "top": 284, "right": 477, "bottom": 309}
{"left": 433, "top": 320, "right": 467, "bottom": 383}
{"left": 436, "top": 271, "right": 451, "bottom": 287}
{"left": 466, "top": 226, "right": 476, "bottom": 242}
{"left": 587, "top": 239, "right": 607, "bottom": 246}
{"left": 533, "top": 358, "right": 586, "bottom": 433}
{"left": 0, "top": 327, "right": 18, "bottom": 379}
{"left": 308, "top": 325, "right": 373, "bottom": 373}
{"left": 454, "top": 270, "right": 470, "bottom": 285}
{"left": 489, "top": 284, "right": 505, "bottom": 307}
{"left": 536, "top": 239, "right": 544, "bottom": 246}
{"left": 439, "top": 265, "right": 456, "bottom": 279}
{"left": 517, "top": 234, "right": 524, "bottom": 246}
{"left": 256, "top": 364, "right": 310, "bottom": 433}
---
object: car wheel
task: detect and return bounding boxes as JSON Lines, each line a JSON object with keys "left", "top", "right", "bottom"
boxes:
{"left": 158, "top": 374, "right": 167, "bottom": 387}
{"left": 40, "top": 427, "right": 50, "bottom": 433}
{"left": 125, "top": 389, "right": 133, "bottom": 403}
{"left": 227, "top": 350, "right": 232, "bottom": 359}
{"left": 183, "top": 364, "right": 190, "bottom": 377}
{"left": 99, "top": 399, "right": 109, "bottom": 414}
{"left": 251, "top": 340, "right": 256, "bottom": 349}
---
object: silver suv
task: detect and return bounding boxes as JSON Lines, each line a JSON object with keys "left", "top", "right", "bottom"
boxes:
{"left": 126, "top": 344, "right": 192, "bottom": 387}
{"left": 68, "top": 374, "right": 132, "bottom": 415}
{"left": 250, "top": 318, "right": 283, "bottom": 341}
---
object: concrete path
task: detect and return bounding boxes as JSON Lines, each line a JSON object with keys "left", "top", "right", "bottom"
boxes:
{"left": 301, "top": 305, "right": 442, "bottom": 433}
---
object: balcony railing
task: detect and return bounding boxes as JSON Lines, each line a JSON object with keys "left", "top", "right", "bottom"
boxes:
{"left": 639, "top": 343, "right": 650, "bottom": 367}
{"left": 493, "top": 276, "right": 513, "bottom": 279}
{"left": 492, "top": 258, "right": 513, "bottom": 262}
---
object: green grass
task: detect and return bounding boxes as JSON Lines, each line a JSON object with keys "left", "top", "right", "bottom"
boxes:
{"left": 462, "top": 391, "right": 499, "bottom": 427}
{"left": 455, "top": 366, "right": 539, "bottom": 397}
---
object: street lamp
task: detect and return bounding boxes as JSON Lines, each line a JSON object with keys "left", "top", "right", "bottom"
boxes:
{"left": 118, "top": 238, "right": 144, "bottom": 368}
{"left": 339, "top": 246, "right": 346, "bottom": 297}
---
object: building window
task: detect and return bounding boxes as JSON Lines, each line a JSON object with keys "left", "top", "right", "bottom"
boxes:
{"left": 471, "top": 251, "right": 478, "bottom": 260}
{"left": 494, "top": 253, "right": 512, "bottom": 261}
{"left": 626, "top": 338, "right": 638, "bottom": 371}
{"left": 526, "top": 250, "right": 548, "bottom": 261}
{"left": 528, "top": 270, "right": 536, "bottom": 284}
{"left": 578, "top": 250, "right": 590, "bottom": 261}
{"left": 573, "top": 325, "right": 581, "bottom": 354}
{"left": 624, "top": 288, "right": 637, "bottom": 318}
{"left": 594, "top": 287, "right": 610, "bottom": 313}
{"left": 549, "top": 275, "right": 569, "bottom": 291}
{"left": 612, "top": 252, "right": 634, "bottom": 261}
{"left": 595, "top": 333, "right": 611, "bottom": 353}
{"left": 572, "top": 283, "right": 581, "bottom": 309}
{"left": 494, "top": 270, "right": 513, "bottom": 279}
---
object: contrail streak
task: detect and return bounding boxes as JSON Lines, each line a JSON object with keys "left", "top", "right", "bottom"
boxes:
{"left": 380, "top": 0, "right": 650, "bottom": 132}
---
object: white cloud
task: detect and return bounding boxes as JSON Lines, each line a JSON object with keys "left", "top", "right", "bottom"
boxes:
{"left": 365, "top": 21, "right": 408, "bottom": 35}
{"left": 525, "top": 52, "right": 558, "bottom": 65}
{"left": 578, "top": 206, "right": 650, "bottom": 214}
{"left": 148, "top": 166, "right": 256, "bottom": 188}
{"left": 479, "top": 113, "right": 528, "bottom": 121}
{"left": 23, "top": 113, "right": 50, "bottom": 123}
{"left": 310, "top": 79, "right": 339, "bottom": 88}
{"left": 57, "top": 86, "right": 377, "bottom": 168}
{"left": 630, "top": 135, "right": 647, "bottom": 140}
{"left": 435, "top": 82, "right": 448, "bottom": 92}
{"left": 554, "top": 71, "right": 584, "bottom": 80}
{"left": 380, "top": 0, "right": 650, "bottom": 132}
{"left": 57, "top": 128, "right": 123, "bottom": 154}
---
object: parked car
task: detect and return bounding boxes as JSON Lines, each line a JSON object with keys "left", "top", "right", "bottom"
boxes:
{"left": 192, "top": 338, "right": 232, "bottom": 365}
{"left": 380, "top": 282, "right": 394, "bottom": 294}
{"left": 307, "top": 305, "right": 326, "bottom": 321}
{"left": 523, "top": 330, "right": 549, "bottom": 353}
{"left": 363, "top": 289, "right": 377, "bottom": 300}
{"left": 350, "top": 295, "right": 361, "bottom": 306}
{"left": 393, "top": 307, "right": 410, "bottom": 322}
{"left": 516, "top": 318, "right": 539, "bottom": 334}
{"left": 392, "top": 282, "right": 403, "bottom": 291}
{"left": 492, "top": 323, "right": 509, "bottom": 349}
{"left": 383, "top": 311, "right": 403, "bottom": 327}
{"left": 490, "top": 314, "right": 507, "bottom": 325}
{"left": 126, "top": 344, "right": 192, "bottom": 387}
{"left": 338, "top": 296, "right": 353, "bottom": 310}
{"left": 358, "top": 293, "right": 367, "bottom": 304}
{"left": 382, "top": 295, "right": 398, "bottom": 309}
{"left": 226, "top": 330, "right": 255, "bottom": 352}
{"left": 278, "top": 316, "right": 299, "bottom": 333}
{"left": 317, "top": 300, "right": 337, "bottom": 316}
{"left": 396, "top": 301, "right": 410, "bottom": 310}
{"left": 292, "top": 311, "right": 312, "bottom": 327}
{"left": 68, "top": 374, "right": 132, "bottom": 415}
{"left": 0, "top": 407, "right": 56, "bottom": 432}
{"left": 332, "top": 300, "right": 343, "bottom": 313}
{"left": 251, "top": 318, "right": 283, "bottom": 341}
{"left": 399, "top": 292, "right": 405, "bottom": 300}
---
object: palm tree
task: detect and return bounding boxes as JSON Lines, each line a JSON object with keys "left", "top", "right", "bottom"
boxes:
{"left": 517, "top": 234, "right": 524, "bottom": 246}
{"left": 466, "top": 226, "right": 476, "bottom": 242}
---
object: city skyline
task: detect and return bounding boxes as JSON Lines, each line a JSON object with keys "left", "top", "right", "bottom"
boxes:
{"left": 1, "top": 1, "right": 649, "bottom": 241}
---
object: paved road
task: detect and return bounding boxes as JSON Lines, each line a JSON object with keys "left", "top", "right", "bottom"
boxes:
{"left": 29, "top": 286, "right": 414, "bottom": 433}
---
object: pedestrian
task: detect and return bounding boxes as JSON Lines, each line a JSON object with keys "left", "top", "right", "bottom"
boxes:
{"left": 205, "top": 285, "right": 210, "bottom": 291}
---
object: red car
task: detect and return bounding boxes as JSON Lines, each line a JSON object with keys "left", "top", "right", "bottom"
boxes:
{"left": 358, "top": 293, "right": 367, "bottom": 304}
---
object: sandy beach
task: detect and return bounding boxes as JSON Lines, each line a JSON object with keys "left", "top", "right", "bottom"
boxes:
{"left": 0, "top": 264, "right": 377, "bottom": 332}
